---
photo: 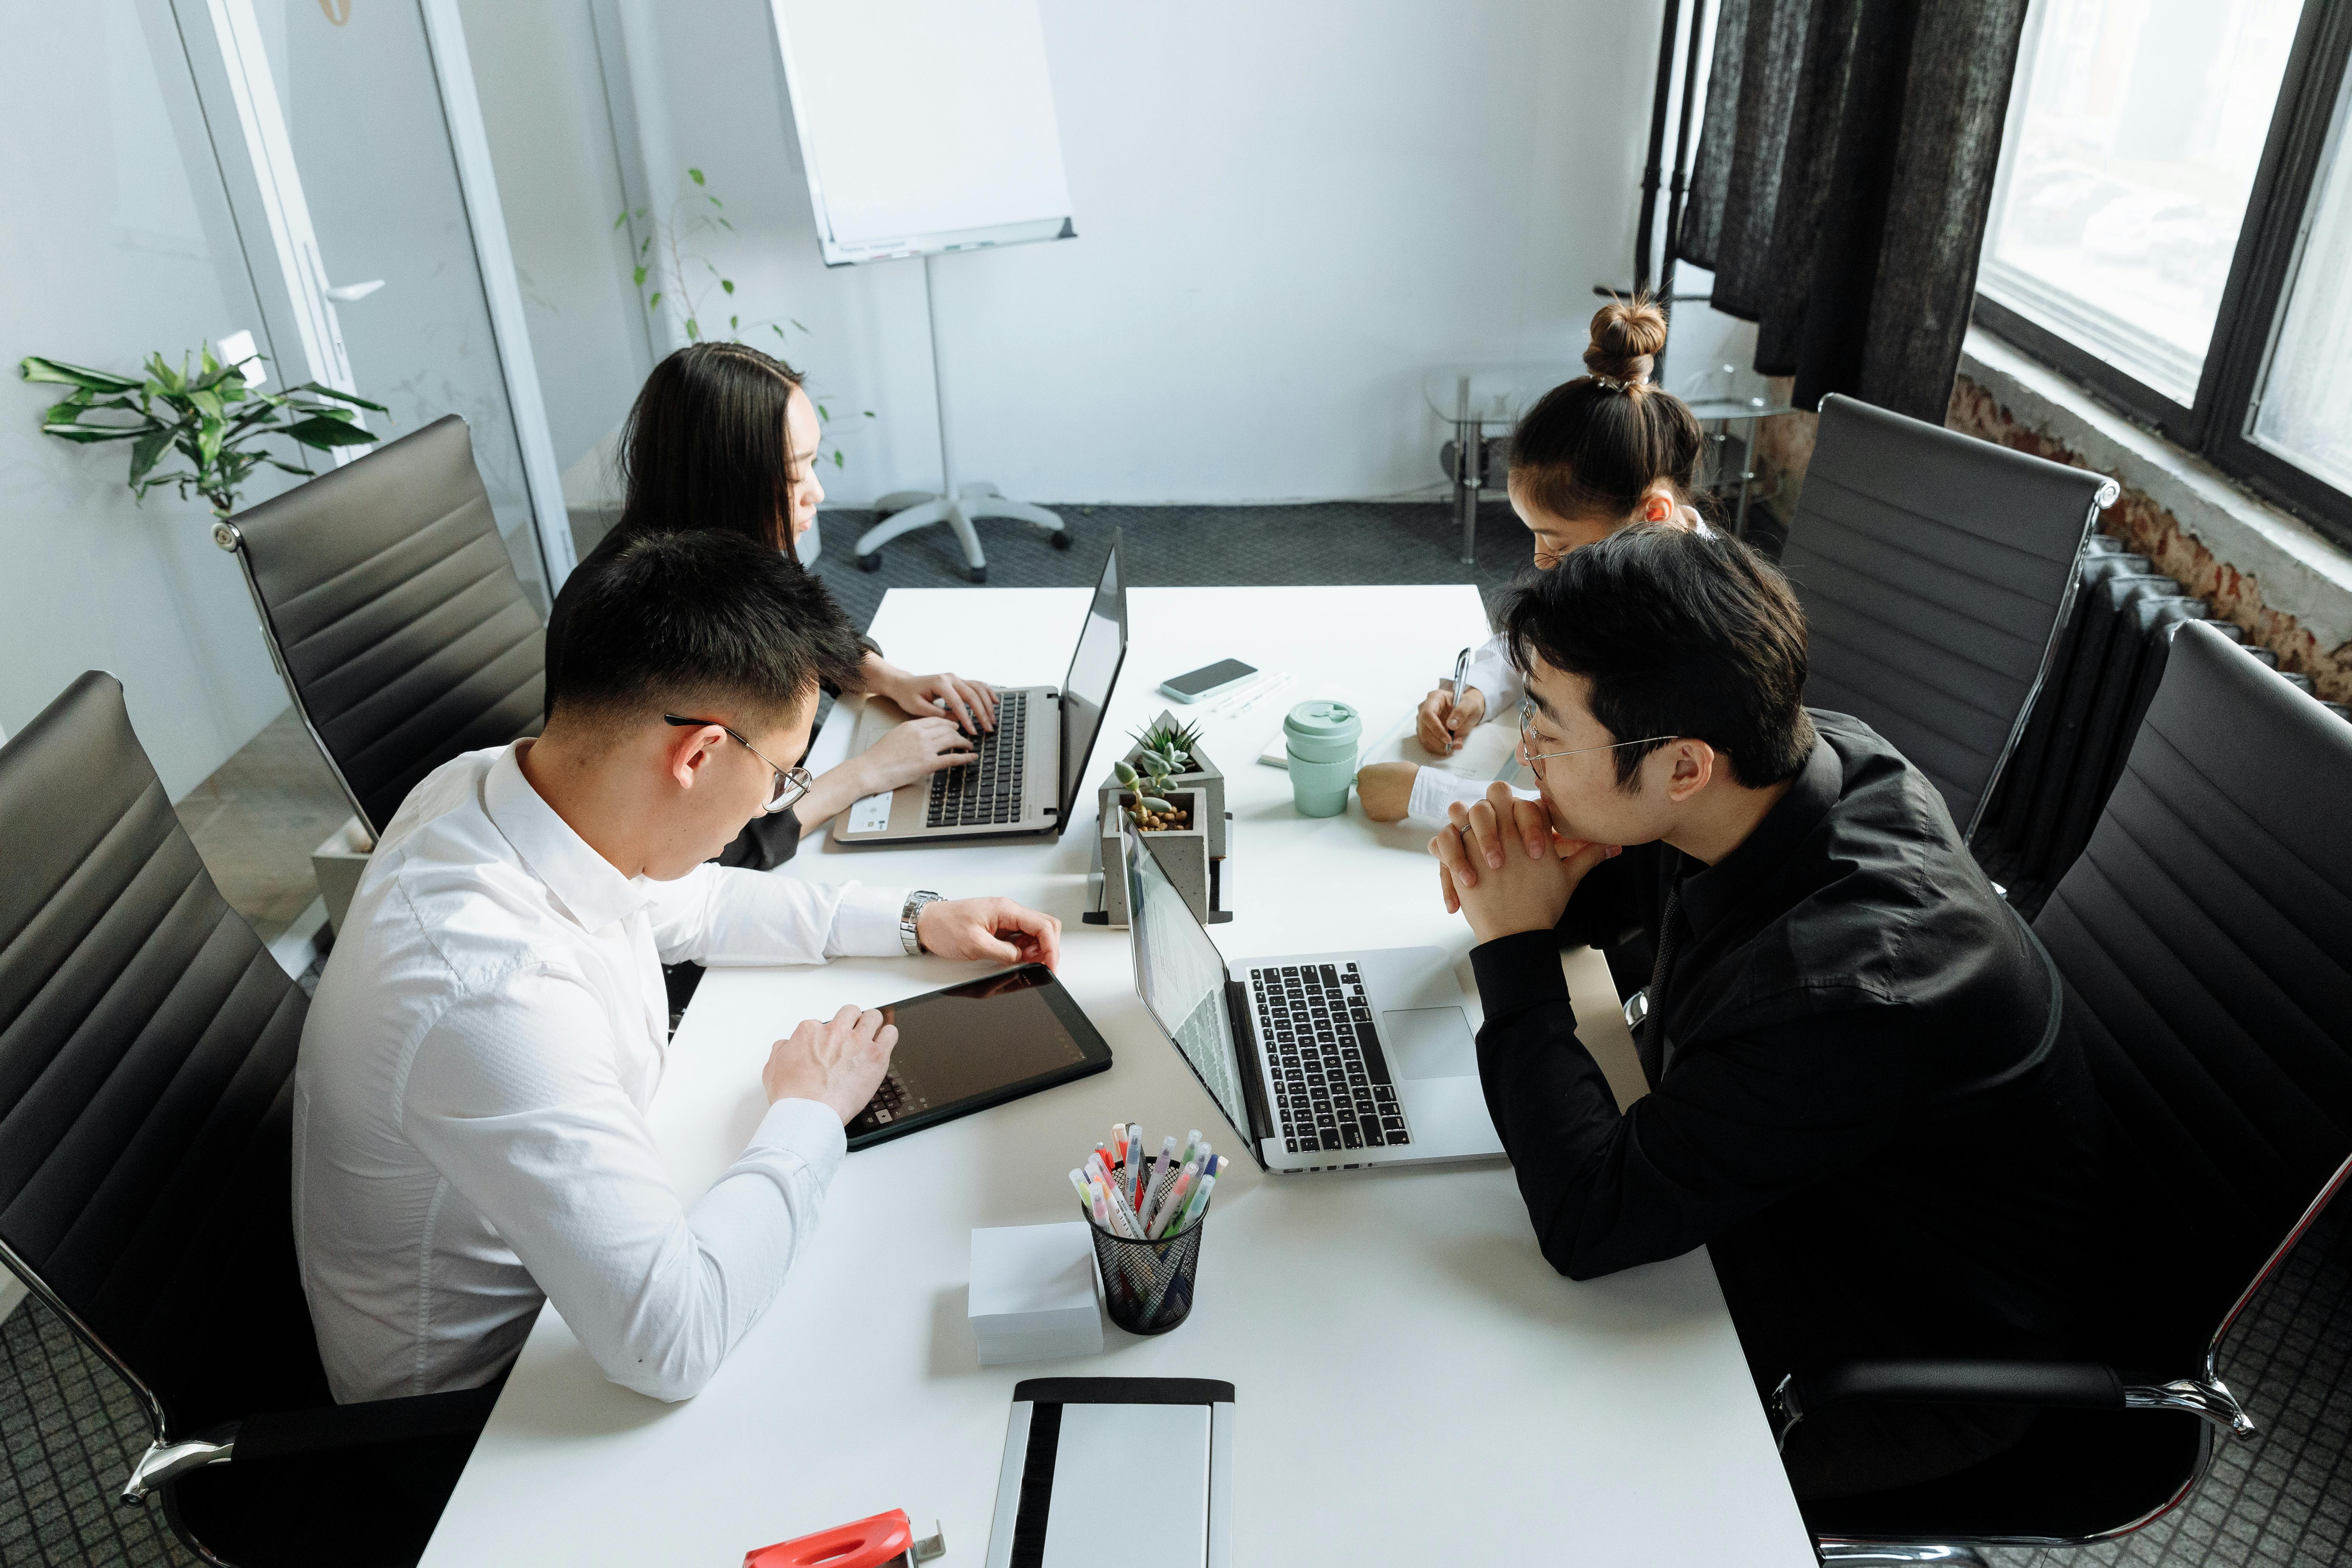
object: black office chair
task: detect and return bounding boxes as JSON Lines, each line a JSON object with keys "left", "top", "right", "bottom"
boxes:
{"left": 0, "top": 672, "right": 497, "bottom": 1568}
{"left": 1779, "top": 393, "right": 2118, "bottom": 839}
{"left": 214, "top": 414, "right": 547, "bottom": 837}
{"left": 1776, "top": 620, "right": 2352, "bottom": 1563}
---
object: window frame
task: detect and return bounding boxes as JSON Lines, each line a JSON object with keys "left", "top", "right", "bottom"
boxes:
{"left": 1973, "top": 0, "right": 2352, "bottom": 549}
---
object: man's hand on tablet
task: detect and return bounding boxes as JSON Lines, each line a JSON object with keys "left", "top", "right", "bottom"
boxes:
{"left": 766, "top": 1004, "right": 897, "bottom": 1123}
{"left": 916, "top": 897, "right": 1063, "bottom": 970}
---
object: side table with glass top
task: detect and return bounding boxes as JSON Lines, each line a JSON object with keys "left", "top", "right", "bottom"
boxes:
{"left": 1420, "top": 363, "right": 1573, "bottom": 565}
{"left": 1683, "top": 394, "right": 1794, "bottom": 538}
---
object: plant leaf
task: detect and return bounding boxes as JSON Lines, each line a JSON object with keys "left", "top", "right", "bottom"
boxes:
{"left": 1114, "top": 760, "right": 1139, "bottom": 786}
{"left": 716, "top": 217, "right": 735, "bottom": 233}
{"left": 1140, "top": 796, "right": 1174, "bottom": 815}
{"left": 687, "top": 167, "right": 705, "bottom": 185}
{"left": 685, "top": 317, "right": 699, "bottom": 340}
{"left": 40, "top": 423, "right": 139, "bottom": 443}
{"left": 832, "top": 451, "right": 844, "bottom": 468}
{"left": 648, "top": 291, "right": 663, "bottom": 312}
{"left": 286, "top": 382, "right": 390, "bottom": 413}
{"left": 720, "top": 278, "right": 734, "bottom": 295}
{"left": 816, "top": 402, "right": 830, "bottom": 419}
{"left": 633, "top": 264, "right": 648, "bottom": 287}
{"left": 614, "top": 209, "right": 629, "bottom": 229}
{"left": 282, "top": 415, "right": 382, "bottom": 448}
{"left": 728, "top": 315, "right": 739, "bottom": 332}
{"left": 128, "top": 426, "right": 175, "bottom": 484}
{"left": 20, "top": 355, "right": 142, "bottom": 391}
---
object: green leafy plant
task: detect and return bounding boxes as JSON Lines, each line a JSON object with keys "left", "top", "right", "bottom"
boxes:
{"left": 1113, "top": 720, "right": 1203, "bottom": 830}
{"left": 22, "top": 347, "right": 385, "bottom": 519}
{"left": 618, "top": 167, "right": 872, "bottom": 468}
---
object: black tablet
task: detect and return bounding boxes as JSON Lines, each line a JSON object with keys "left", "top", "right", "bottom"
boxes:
{"left": 846, "top": 964, "right": 1112, "bottom": 1150}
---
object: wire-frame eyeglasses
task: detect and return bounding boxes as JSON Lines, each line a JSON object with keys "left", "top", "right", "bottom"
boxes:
{"left": 1518, "top": 697, "right": 1678, "bottom": 780}
{"left": 664, "top": 715, "right": 813, "bottom": 814}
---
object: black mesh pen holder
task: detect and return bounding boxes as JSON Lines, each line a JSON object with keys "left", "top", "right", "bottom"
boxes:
{"left": 1087, "top": 1163, "right": 1206, "bottom": 1334}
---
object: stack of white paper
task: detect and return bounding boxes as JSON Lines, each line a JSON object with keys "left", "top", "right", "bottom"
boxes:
{"left": 969, "top": 1222, "right": 1104, "bottom": 1366}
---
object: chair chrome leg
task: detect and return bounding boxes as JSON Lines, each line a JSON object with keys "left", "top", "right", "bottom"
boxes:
{"left": 121, "top": 1436, "right": 235, "bottom": 1504}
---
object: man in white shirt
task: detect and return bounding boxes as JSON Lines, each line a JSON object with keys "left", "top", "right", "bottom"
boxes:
{"left": 295, "top": 530, "right": 1061, "bottom": 1405}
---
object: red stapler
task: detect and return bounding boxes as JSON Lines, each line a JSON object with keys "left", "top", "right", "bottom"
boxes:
{"left": 743, "top": 1509, "right": 946, "bottom": 1568}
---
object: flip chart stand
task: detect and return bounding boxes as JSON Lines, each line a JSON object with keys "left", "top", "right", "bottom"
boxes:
{"left": 854, "top": 252, "right": 1070, "bottom": 582}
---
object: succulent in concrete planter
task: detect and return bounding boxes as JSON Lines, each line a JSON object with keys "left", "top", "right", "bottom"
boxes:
{"left": 1089, "top": 711, "right": 1232, "bottom": 927}
{"left": 1101, "top": 711, "right": 1226, "bottom": 855}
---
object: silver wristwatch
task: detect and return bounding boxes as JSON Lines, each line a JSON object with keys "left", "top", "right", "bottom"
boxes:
{"left": 900, "top": 890, "right": 943, "bottom": 956}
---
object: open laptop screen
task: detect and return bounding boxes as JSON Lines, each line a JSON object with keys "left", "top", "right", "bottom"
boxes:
{"left": 1056, "top": 534, "right": 1127, "bottom": 823}
{"left": 1127, "top": 832, "right": 1253, "bottom": 1142}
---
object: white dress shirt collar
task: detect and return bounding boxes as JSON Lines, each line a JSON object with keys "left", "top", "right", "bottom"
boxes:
{"left": 482, "top": 741, "right": 648, "bottom": 935}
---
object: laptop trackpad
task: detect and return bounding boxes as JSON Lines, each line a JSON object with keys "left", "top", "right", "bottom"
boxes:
{"left": 1383, "top": 1007, "right": 1476, "bottom": 1081}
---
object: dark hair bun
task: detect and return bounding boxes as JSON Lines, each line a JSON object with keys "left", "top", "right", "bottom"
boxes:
{"left": 1585, "top": 293, "right": 1669, "bottom": 385}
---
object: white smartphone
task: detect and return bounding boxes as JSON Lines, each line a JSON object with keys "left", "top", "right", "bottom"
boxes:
{"left": 1157, "top": 658, "right": 1259, "bottom": 704}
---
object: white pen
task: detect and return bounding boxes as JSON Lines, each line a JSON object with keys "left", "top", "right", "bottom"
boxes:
{"left": 1138, "top": 1135, "right": 1178, "bottom": 1226}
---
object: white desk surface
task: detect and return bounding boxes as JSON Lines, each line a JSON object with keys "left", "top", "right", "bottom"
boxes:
{"left": 420, "top": 584, "right": 1814, "bottom": 1566}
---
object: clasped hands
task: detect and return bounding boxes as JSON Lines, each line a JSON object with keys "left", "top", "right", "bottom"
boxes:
{"left": 1429, "top": 782, "right": 1620, "bottom": 944}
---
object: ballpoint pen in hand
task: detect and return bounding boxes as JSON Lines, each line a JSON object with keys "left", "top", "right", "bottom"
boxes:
{"left": 1444, "top": 647, "right": 1472, "bottom": 753}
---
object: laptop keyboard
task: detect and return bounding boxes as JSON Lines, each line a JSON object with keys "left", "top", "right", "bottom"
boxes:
{"left": 1251, "top": 962, "right": 1410, "bottom": 1154}
{"left": 925, "top": 691, "right": 1029, "bottom": 828}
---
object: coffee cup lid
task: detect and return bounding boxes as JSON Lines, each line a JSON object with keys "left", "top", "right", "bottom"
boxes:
{"left": 1284, "top": 700, "right": 1361, "bottom": 741}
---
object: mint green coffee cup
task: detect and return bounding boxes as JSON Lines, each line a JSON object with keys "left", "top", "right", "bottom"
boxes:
{"left": 1284, "top": 700, "right": 1362, "bottom": 817}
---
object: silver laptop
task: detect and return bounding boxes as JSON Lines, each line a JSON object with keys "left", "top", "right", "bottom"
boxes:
{"left": 834, "top": 533, "right": 1126, "bottom": 845}
{"left": 1124, "top": 830, "right": 1504, "bottom": 1173}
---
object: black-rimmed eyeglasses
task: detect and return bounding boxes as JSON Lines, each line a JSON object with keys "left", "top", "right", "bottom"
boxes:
{"left": 664, "top": 715, "right": 813, "bottom": 814}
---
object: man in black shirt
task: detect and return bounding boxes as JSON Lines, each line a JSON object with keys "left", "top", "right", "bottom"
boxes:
{"left": 1429, "top": 525, "right": 2105, "bottom": 1500}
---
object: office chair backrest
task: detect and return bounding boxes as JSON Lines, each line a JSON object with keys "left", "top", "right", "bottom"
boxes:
{"left": 220, "top": 414, "right": 547, "bottom": 836}
{"left": 2033, "top": 620, "right": 2352, "bottom": 1366}
{"left": 1780, "top": 393, "right": 2116, "bottom": 838}
{"left": 0, "top": 673, "right": 330, "bottom": 1440}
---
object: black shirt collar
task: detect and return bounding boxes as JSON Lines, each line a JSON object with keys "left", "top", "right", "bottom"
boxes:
{"left": 1676, "top": 736, "right": 1840, "bottom": 941}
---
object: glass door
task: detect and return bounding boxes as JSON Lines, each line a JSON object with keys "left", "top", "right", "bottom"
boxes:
{"left": 176, "top": 0, "right": 572, "bottom": 604}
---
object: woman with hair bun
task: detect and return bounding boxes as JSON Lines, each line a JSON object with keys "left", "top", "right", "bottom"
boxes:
{"left": 1360, "top": 295, "right": 1708, "bottom": 824}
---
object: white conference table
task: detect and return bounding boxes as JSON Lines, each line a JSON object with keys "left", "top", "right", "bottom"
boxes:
{"left": 421, "top": 584, "right": 1815, "bottom": 1566}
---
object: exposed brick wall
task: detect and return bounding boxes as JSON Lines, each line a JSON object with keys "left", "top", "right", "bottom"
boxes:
{"left": 1746, "top": 374, "right": 2352, "bottom": 703}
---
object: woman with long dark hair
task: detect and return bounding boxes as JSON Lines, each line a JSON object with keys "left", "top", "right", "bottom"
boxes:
{"left": 546, "top": 342, "right": 990, "bottom": 866}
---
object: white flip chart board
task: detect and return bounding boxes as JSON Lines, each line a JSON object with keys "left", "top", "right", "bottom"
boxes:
{"left": 767, "top": 0, "right": 1077, "bottom": 266}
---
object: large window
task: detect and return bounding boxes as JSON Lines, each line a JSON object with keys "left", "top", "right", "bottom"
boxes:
{"left": 1976, "top": 0, "right": 2352, "bottom": 546}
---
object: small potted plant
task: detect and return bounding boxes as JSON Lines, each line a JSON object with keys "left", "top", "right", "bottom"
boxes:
{"left": 1100, "top": 714, "right": 1226, "bottom": 854}
{"left": 1090, "top": 712, "right": 1232, "bottom": 927}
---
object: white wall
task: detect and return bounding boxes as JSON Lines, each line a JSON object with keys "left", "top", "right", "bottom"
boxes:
{"left": 518, "top": 0, "right": 1677, "bottom": 506}
{"left": 0, "top": 0, "right": 294, "bottom": 798}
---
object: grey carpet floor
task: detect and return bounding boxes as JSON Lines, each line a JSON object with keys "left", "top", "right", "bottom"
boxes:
{"left": 3, "top": 500, "right": 2341, "bottom": 1566}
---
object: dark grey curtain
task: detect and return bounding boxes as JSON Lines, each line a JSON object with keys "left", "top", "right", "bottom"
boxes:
{"left": 1677, "top": 0, "right": 2030, "bottom": 422}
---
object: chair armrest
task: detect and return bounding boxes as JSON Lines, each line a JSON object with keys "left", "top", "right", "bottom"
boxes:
{"left": 1766, "top": 1359, "right": 2257, "bottom": 1450}
{"left": 1766, "top": 1359, "right": 2121, "bottom": 1450}
{"left": 122, "top": 1384, "right": 503, "bottom": 1503}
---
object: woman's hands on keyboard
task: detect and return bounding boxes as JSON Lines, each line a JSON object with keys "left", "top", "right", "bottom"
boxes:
{"left": 854, "top": 716, "right": 977, "bottom": 795}
{"left": 868, "top": 661, "right": 999, "bottom": 735}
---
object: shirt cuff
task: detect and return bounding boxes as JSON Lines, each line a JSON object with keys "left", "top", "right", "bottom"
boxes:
{"left": 830, "top": 883, "right": 914, "bottom": 957}
{"left": 1469, "top": 928, "right": 1573, "bottom": 1023}
{"left": 748, "top": 1096, "right": 850, "bottom": 1187}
